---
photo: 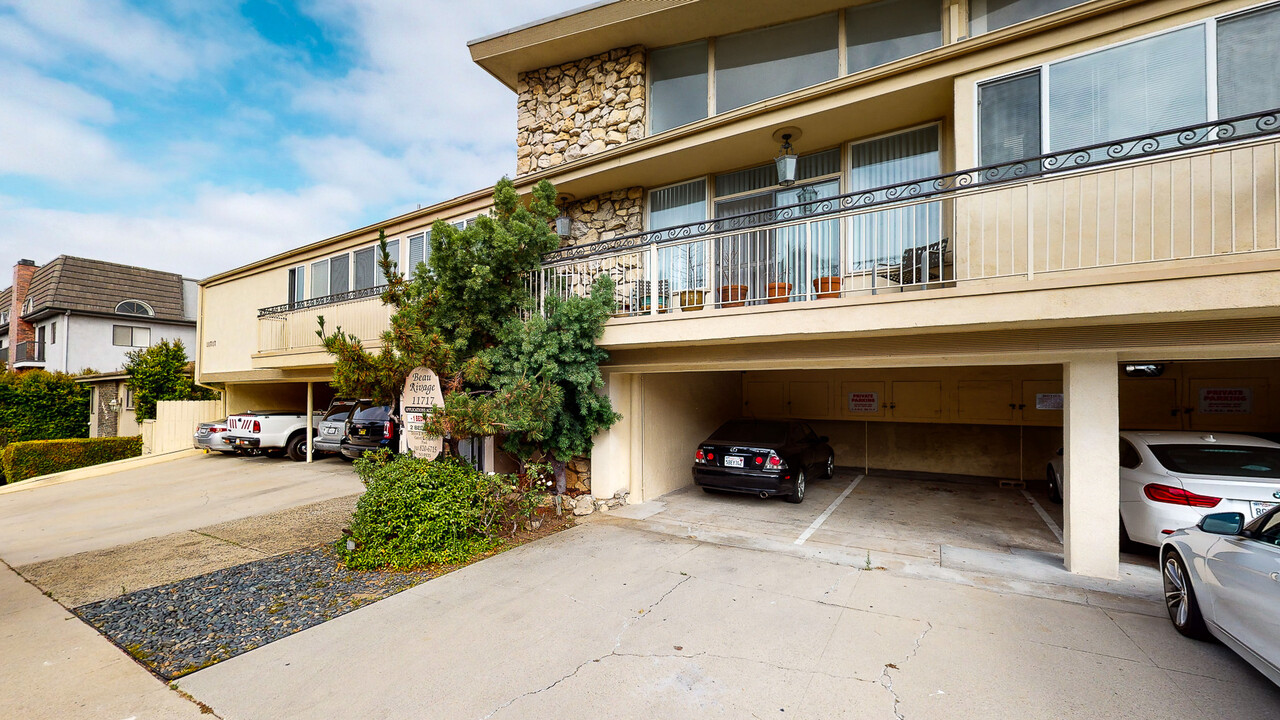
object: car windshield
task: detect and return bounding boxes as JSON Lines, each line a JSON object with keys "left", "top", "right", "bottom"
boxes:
{"left": 708, "top": 420, "right": 787, "bottom": 444}
{"left": 323, "top": 405, "right": 354, "bottom": 421}
{"left": 353, "top": 405, "right": 391, "bottom": 422}
{"left": 1147, "top": 444, "right": 1280, "bottom": 479}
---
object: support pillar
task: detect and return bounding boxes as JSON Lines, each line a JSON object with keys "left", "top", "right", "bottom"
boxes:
{"left": 1063, "top": 353, "right": 1120, "bottom": 579}
{"left": 305, "top": 382, "right": 314, "bottom": 463}
{"left": 590, "top": 373, "right": 634, "bottom": 501}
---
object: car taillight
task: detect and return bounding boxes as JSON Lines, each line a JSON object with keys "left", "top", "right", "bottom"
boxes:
{"left": 695, "top": 449, "right": 705, "bottom": 463}
{"left": 211, "top": 427, "right": 226, "bottom": 434}
{"left": 252, "top": 420, "right": 261, "bottom": 433}
{"left": 707, "top": 452, "right": 715, "bottom": 462}
{"left": 1143, "top": 483, "right": 1221, "bottom": 508}
{"left": 768, "top": 455, "right": 781, "bottom": 466}
{"left": 754, "top": 456, "right": 764, "bottom": 465}
{"left": 383, "top": 420, "right": 393, "bottom": 437}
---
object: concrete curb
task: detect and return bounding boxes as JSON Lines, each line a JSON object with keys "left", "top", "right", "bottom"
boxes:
{"left": 0, "top": 449, "right": 204, "bottom": 495}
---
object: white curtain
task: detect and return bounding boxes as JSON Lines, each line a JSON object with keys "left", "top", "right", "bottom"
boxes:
{"left": 848, "top": 126, "right": 941, "bottom": 270}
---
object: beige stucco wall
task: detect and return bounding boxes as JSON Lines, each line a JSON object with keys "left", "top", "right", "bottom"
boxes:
{"left": 628, "top": 371, "right": 742, "bottom": 502}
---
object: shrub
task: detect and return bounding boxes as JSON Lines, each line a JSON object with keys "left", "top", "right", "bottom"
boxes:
{"left": 337, "top": 451, "right": 550, "bottom": 570}
{"left": 1, "top": 436, "right": 143, "bottom": 484}
{"left": 0, "top": 370, "right": 89, "bottom": 442}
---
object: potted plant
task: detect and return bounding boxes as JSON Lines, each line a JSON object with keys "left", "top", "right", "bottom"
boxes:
{"left": 766, "top": 257, "right": 792, "bottom": 304}
{"left": 717, "top": 239, "right": 749, "bottom": 308}
{"left": 812, "top": 255, "right": 842, "bottom": 299}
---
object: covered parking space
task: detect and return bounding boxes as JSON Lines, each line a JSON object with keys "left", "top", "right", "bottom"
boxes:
{"left": 591, "top": 322, "right": 1280, "bottom": 580}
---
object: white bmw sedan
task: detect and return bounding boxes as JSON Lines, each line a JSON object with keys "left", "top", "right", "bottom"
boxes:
{"left": 1161, "top": 507, "right": 1280, "bottom": 686}
{"left": 1049, "top": 431, "right": 1280, "bottom": 547}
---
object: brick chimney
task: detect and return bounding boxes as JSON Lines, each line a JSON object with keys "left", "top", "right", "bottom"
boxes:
{"left": 8, "top": 259, "right": 38, "bottom": 367}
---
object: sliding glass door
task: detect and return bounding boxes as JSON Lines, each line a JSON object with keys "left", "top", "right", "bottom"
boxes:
{"left": 848, "top": 125, "right": 942, "bottom": 281}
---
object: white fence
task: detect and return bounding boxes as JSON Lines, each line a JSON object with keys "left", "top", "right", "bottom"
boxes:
{"left": 142, "top": 399, "right": 225, "bottom": 455}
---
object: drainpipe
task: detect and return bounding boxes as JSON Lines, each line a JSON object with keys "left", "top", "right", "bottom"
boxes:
{"left": 306, "top": 381, "right": 313, "bottom": 463}
{"left": 63, "top": 310, "right": 70, "bottom": 372}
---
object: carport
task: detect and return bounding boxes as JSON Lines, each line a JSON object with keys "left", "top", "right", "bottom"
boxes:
{"left": 592, "top": 354, "right": 1280, "bottom": 580}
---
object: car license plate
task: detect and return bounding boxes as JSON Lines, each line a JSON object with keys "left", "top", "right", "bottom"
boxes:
{"left": 1251, "top": 501, "right": 1277, "bottom": 518}
{"left": 323, "top": 427, "right": 336, "bottom": 435}
{"left": 358, "top": 429, "right": 367, "bottom": 436}
{"left": 724, "top": 456, "right": 744, "bottom": 468}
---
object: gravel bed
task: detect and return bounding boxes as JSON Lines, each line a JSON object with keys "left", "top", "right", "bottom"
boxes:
{"left": 73, "top": 544, "right": 435, "bottom": 679}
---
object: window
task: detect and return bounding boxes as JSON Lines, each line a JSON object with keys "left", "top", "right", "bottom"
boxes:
{"left": 970, "top": 0, "right": 1086, "bottom": 36}
{"left": 849, "top": 126, "right": 941, "bottom": 269}
{"left": 385, "top": 239, "right": 400, "bottom": 274}
{"left": 311, "top": 259, "right": 330, "bottom": 298}
{"left": 115, "top": 300, "right": 154, "bottom": 317}
{"left": 47, "top": 321, "right": 55, "bottom": 346}
{"left": 330, "top": 254, "right": 350, "bottom": 295}
{"left": 287, "top": 266, "right": 305, "bottom": 306}
{"left": 112, "top": 325, "right": 151, "bottom": 348}
{"left": 22, "top": 298, "right": 32, "bottom": 314}
{"left": 124, "top": 386, "right": 135, "bottom": 410}
{"left": 978, "top": 71, "right": 1041, "bottom": 165}
{"left": 1119, "top": 439, "right": 1143, "bottom": 469}
{"left": 353, "top": 247, "right": 378, "bottom": 291}
{"left": 649, "top": 41, "right": 709, "bottom": 133}
{"left": 0, "top": 310, "right": 8, "bottom": 324}
{"left": 408, "top": 232, "right": 431, "bottom": 274}
{"left": 1216, "top": 4, "right": 1280, "bottom": 118}
{"left": 1047, "top": 26, "right": 1205, "bottom": 151}
{"left": 845, "top": 0, "right": 942, "bottom": 74}
{"left": 651, "top": 179, "right": 709, "bottom": 293}
{"left": 716, "top": 14, "right": 839, "bottom": 113}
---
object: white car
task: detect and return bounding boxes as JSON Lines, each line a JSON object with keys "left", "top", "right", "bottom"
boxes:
{"left": 1048, "top": 431, "right": 1280, "bottom": 547}
{"left": 1160, "top": 506, "right": 1280, "bottom": 686}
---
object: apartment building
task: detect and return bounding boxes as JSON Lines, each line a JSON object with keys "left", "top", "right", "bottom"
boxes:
{"left": 199, "top": 0, "right": 1280, "bottom": 578}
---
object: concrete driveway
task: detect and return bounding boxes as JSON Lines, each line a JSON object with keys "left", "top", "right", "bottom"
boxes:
{"left": 0, "top": 452, "right": 362, "bottom": 566}
{"left": 176, "top": 520, "right": 1280, "bottom": 719}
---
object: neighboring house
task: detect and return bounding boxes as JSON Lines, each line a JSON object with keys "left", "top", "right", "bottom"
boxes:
{"left": 199, "top": 0, "right": 1280, "bottom": 579}
{"left": 75, "top": 370, "right": 141, "bottom": 439}
{"left": 0, "top": 256, "right": 198, "bottom": 374}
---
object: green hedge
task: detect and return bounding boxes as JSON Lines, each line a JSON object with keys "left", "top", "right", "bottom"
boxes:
{"left": 1, "top": 436, "right": 143, "bottom": 484}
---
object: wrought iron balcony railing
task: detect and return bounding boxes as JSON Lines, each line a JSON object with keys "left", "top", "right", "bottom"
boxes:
{"left": 14, "top": 340, "right": 44, "bottom": 364}
{"left": 258, "top": 285, "right": 386, "bottom": 318}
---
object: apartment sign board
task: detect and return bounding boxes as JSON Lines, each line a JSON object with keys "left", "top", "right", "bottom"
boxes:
{"left": 401, "top": 366, "right": 444, "bottom": 458}
{"left": 1035, "top": 393, "right": 1064, "bottom": 410}
{"left": 1199, "top": 387, "right": 1252, "bottom": 414}
{"left": 847, "top": 392, "right": 879, "bottom": 414}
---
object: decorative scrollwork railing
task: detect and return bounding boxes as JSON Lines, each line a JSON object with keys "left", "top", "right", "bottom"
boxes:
{"left": 258, "top": 285, "right": 386, "bottom": 318}
{"left": 543, "top": 109, "right": 1280, "bottom": 264}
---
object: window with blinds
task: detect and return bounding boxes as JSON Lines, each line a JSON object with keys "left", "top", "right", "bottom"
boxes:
{"left": 1047, "top": 25, "right": 1206, "bottom": 151}
{"left": 649, "top": 42, "right": 709, "bottom": 134}
{"left": 650, "top": 179, "right": 707, "bottom": 231}
{"left": 353, "top": 248, "right": 376, "bottom": 291}
{"left": 849, "top": 126, "right": 941, "bottom": 269}
{"left": 978, "top": 71, "right": 1040, "bottom": 165}
{"left": 846, "top": 0, "right": 942, "bottom": 74}
{"left": 714, "top": 149, "right": 840, "bottom": 198}
{"left": 1217, "top": 4, "right": 1280, "bottom": 118}
{"left": 408, "top": 231, "right": 430, "bottom": 274}
{"left": 715, "top": 14, "right": 839, "bottom": 113}
{"left": 311, "top": 259, "right": 329, "bottom": 298}
{"left": 329, "top": 254, "right": 349, "bottom": 295}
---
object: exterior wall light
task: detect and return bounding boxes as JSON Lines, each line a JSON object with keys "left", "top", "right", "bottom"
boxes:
{"left": 108, "top": 397, "right": 121, "bottom": 413}
{"left": 776, "top": 133, "right": 798, "bottom": 187}
{"left": 555, "top": 214, "right": 572, "bottom": 238}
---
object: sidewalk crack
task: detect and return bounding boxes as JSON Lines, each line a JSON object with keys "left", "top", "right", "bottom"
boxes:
{"left": 879, "top": 622, "right": 932, "bottom": 720}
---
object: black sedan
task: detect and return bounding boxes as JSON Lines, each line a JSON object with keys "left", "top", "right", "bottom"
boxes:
{"left": 692, "top": 419, "right": 835, "bottom": 504}
{"left": 339, "top": 401, "right": 399, "bottom": 459}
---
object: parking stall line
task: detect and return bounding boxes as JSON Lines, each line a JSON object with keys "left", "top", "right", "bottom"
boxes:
{"left": 1021, "top": 489, "right": 1064, "bottom": 543}
{"left": 794, "top": 475, "right": 864, "bottom": 546}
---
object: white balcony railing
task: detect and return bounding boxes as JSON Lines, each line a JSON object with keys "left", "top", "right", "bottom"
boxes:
{"left": 258, "top": 293, "right": 390, "bottom": 353}
{"left": 533, "top": 110, "right": 1280, "bottom": 317}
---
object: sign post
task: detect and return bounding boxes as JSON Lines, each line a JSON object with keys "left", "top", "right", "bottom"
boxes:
{"left": 401, "top": 366, "right": 445, "bottom": 459}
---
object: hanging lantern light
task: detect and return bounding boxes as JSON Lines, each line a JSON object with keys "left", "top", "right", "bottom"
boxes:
{"left": 555, "top": 214, "right": 572, "bottom": 238}
{"left": 775, "top": 133, "right": 798, "bottom": 187}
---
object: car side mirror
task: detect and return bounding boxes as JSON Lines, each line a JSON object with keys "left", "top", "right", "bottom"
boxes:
{"left": 1198, "top": 512, "right": 1245, "bottom": 536}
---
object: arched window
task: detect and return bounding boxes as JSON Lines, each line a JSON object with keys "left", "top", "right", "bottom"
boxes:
{"left": 115, "top": 300, "right": 154, "bottom": 317}
{"left": 22, "top": 298, "right": 33, "bottom": 314}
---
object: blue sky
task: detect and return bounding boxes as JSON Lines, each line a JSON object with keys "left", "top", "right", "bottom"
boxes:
{"left": 0, "top": 0, "right": 571, "bottom": 278}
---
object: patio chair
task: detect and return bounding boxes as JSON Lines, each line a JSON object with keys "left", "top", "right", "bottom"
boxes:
{"left": 875, "top": 238, "right": 950, "bottom": 285}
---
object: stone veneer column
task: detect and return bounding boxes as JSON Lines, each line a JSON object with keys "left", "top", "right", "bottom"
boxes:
{"left": 516, "top": 46, "right": 646, "bottom": 175}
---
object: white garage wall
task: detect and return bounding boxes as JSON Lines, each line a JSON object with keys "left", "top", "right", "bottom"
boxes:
{"left": 640, "top": 372, "right": 743, "bottom": 501}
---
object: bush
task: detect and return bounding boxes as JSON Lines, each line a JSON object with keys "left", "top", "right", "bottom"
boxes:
{"left": 337, "top": 451, "right": 550, "bottom": 570}
{"left": 1, "top": 436, "right": 143, "bottom": 484}
{"left": 0, "top": 370, "right": 89, "bottom": 443}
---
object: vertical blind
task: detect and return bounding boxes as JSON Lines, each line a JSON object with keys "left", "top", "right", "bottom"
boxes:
{"left": 407, "top": 232, "right": 430, "bottom": 274}
{"left": 649, "top": 42, "right": 709, "bottom": 134}
{"left": 329, "top": 254, "right": 349, "bottom": 295}
{"left": 311, "top": 260, "right": 329, "bottom": 298}
{"left": 651, "top": 179, "right": 708, "bottom": 290}
{"left": 715, "top": 14, "right": 839, "bottom": 113}
{"left": 846, "top": 0, "right": 942, "bottom": 74}
{"left": 1047, "top": 26, "right": 1206, "bottom": 151}
{"left": 353, "top": 248, "right": 376, "bottom": 291}
{"left": 1217, "top": 4, "right": 1280, "bottom": 119}
{"left": 849, "top": 126, "right": 941, "bottom": 268}
{"left": 978, "top": 71, "right": 1041, "bottom": 165}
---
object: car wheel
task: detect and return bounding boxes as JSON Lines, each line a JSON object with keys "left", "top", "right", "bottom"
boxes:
{"left": 786, "top": 470, "right": 806, "bottom": 504}
{"left": 285, "top": 433, "right": 308, "bottom": 462}
{"left": 821, "top": 454, "right": 835, "bottom": 479}
{"left": 1046, "top": 465, "right": 1063, "bottom": 504}
{"left": 1162, "top": 550, "right": 1211, "bottom": 640}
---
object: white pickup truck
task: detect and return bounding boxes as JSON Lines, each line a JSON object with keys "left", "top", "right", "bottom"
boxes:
{"left": 224, "top": 410, "right": 325, "bottom": 461}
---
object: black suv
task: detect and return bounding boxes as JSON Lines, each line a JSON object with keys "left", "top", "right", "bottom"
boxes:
{"left": 339, "top": 401, "right": 399, "bottom": 460}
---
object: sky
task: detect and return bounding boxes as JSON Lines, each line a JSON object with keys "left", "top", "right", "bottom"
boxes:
{"left": 0, "top": 0, "right": 574, "bottom": 280}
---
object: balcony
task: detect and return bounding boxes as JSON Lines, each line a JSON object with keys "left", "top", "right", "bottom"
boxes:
{"left": 534, "top": 110, "right": 1280, "bottom": 324}
{"left": 13, "top": 340, "right": 45, "bottom": 367}
{"left": 257, "top": 288, "right": 390, "bottom": 355}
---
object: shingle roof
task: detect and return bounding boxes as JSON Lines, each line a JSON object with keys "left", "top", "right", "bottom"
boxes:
{"left": 17, "top": 256, "right": 190, "bottom": 323}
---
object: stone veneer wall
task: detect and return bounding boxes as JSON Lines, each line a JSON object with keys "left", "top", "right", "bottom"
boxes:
{"left": 516, "top": 46, "right": 646, "bottom": 176}
{"left": 564, "top": 188, "right": 644, "bottom": 246}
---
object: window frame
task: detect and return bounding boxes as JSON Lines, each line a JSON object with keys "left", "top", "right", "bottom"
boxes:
{"left": 114, "top": 300, "right": 155, "bottom": 317}
{"left": 972, "top": 2, "right": 1280, "bottom": 165}
{"left": 112, "top": 324, "right": 151, "bottom": 348}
